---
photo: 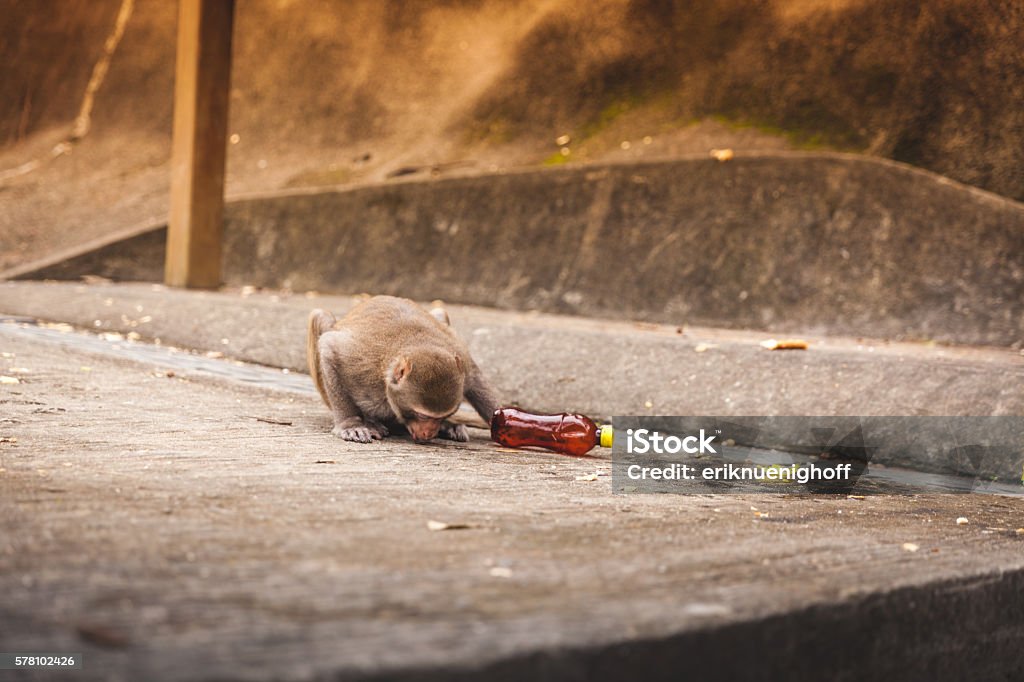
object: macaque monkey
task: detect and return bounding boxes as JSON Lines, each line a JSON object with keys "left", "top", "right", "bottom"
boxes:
{"left": 307, "top": 296, "right": 500, "bottom": 443}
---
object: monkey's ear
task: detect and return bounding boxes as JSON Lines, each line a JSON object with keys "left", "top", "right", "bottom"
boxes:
{"left": 454, "top": 354, "right": 464, "bottom": 372}
{"left": 391, "top": 356, "right": 411, "bottom": 384}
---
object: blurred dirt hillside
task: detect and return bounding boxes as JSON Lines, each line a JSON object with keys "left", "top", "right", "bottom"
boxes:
{"left": 1, "top": 0, "right": 1021, "bottom": 272}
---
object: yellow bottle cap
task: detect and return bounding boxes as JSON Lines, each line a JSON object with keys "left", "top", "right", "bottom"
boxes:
{"left": 599, "top": 425, "right": 614, "bottom": 448}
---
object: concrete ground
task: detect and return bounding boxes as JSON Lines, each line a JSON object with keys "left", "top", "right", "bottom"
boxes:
{"left": 2, "top": 280, "right": 1022, "bottom": 476}
{"left": 1, "top": 282, "right": 1024, "bottom": 680}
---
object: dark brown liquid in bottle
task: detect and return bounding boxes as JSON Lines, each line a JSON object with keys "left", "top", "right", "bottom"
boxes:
{"left": 490, "top": 407, "right": 600, "bottom": 456}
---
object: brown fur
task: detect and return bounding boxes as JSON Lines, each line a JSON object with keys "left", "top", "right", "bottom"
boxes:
{"left": 307, "top": 308, "right": 336, "bottom": 408}
{"left": 306, "top": 296, "right": 500, "bottom": 443}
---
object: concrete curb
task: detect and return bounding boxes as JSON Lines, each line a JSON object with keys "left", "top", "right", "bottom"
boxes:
{"left": 5, "top": 153, "right": 1023, "bottom": 347}
{"left": 367, "top": 567, "right": 1024, "bottom": 682}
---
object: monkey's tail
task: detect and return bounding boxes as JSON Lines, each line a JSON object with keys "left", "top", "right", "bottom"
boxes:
{"left": 307, "top": 309, "right": 336, "bottom": 407}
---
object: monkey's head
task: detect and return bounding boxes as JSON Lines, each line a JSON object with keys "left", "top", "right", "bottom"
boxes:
{"left": 386, "top": 349, "right": 465, "bottom": 442}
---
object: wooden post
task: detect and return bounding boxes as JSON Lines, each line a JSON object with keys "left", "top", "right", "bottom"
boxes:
{"left": 165, "top": 0, "right": 235, "bottom": 288}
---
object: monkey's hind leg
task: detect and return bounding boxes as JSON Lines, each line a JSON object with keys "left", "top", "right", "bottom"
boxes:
{"left": 317, "top": 331, "right": 389, "bottom": 443}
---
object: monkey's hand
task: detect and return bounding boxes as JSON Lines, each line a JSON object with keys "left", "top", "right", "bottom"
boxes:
{"left": 438, "top": 422, "right": 470, "bottom": 442}
{"left": 332, "top": 418, "right": 389, "bottom": 443}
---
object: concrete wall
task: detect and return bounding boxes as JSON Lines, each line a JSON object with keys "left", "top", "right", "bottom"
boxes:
{"left": 13, "top": 153, "right": 1024, "bottom": 346}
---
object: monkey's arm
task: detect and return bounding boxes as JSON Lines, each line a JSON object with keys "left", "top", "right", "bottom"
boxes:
{"left": 464, "top": 368, "right": 500, "bottom": 425}
{"left": 431, "top": 306, "right": 499, "bottom": 427}
{"left": 318, "top": 331, "right": 389, "bottom": 443}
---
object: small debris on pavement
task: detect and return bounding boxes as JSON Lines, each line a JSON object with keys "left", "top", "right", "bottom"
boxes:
{"left": 694, "top": 343, "right": 717, "bottom": 352}
{"left": 710, "top": 148, "right": 734, "bottom": 162}
{"left": 760, "top": 338, "right": 809, "bottom": 350}
{"left": 75, "top": 622, "right": 131, "bottom": 649}
{"left": 902, "top": 542, "right": 920, "bottom": 552}
{"left": 575, "top": 473, "right": 599, "bottom": 481}
{"left": 0, "top": 375, "right": 21, "bottom": 384}
{"left": 489, "top": 566, "right": 513, "bottom": 578}
{"left": 427, "top": 520, "right": 472, "bottom": 531}
{"left": 956, "top": 517, "right": 969, "bottom": 525}
{"left": 251, "top": 416, "right": 293, "bottom": 426}
{"left": 314, "top": 460, "right": 335, "bottom": 465}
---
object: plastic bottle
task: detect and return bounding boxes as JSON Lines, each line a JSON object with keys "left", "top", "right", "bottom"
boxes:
{"left": 490, "top": 407, "right": 613, "bottom": 456}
